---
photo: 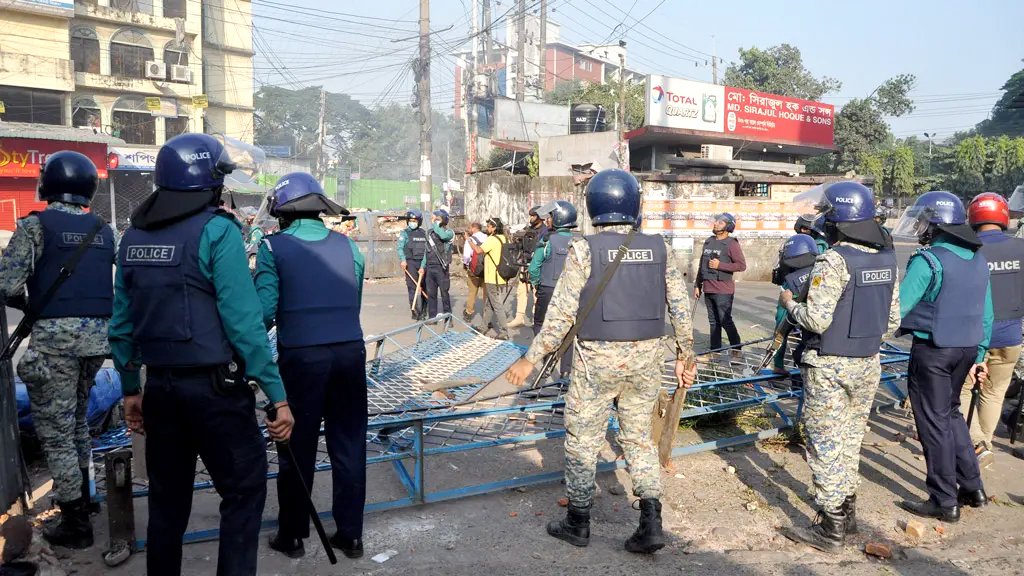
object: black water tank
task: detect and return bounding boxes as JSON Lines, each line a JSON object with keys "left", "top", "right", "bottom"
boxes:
{"left": 569, "top": 104, "right": 607, "bottom": 134}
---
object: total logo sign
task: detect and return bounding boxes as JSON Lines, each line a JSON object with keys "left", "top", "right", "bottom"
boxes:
{"left": 646, "top": 75, "right": 725, "bottom": 133}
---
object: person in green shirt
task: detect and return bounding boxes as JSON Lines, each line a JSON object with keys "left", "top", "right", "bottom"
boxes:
{"left": 893, "top": 191, "right": 992, "bottom": 523}
{"left": 528, "top": 200, "right": 578, "bottom": 378}
{"left": 421, "top": 209, "right": 455, "bottom": 317}
{"left": 109, "top": 133, "right": 292, "bottom": 576}
{"left": 254, "top": 172, "right": 368, "bottom": 560}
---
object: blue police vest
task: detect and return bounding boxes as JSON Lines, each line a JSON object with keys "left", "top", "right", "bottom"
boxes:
{"left": 28, "top": 210, "right": 114, "bottom": 319}
{"left": 806, "top": 245, "right": 896, "bottom": 357}
{"left": 424, "top": 229, "right": 451, "bottom": 270}
{"left": 404, "top": 227, "right": 427, "bottom": 261}
{"left": 540, "top": 232, "right": 573, "bottom": 288}
{"left": 783, "top": 266, "right": 813, "bottom": 298}
{"left": 119, "top": 208, "right": 233, "bottom": 367}
{"left": 267, "top": 231, "right": 363, "bottom": 348}
{"left": 699, "top": 236, "right": 737, "bottom": 281}
{"left": 899, "top": 245, "right": 989, "bottom": 348}
{"left": 577, "top": 232, "right": 667, "bottom": 342}
{"left": 978, "top": 235, "right": 1024, "bottom": 321}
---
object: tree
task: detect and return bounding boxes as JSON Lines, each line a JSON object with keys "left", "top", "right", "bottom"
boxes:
{"left": 254, "top": 86, "right": 374, "bottom": 178}
{"left": 887, "top": 145, "right": 915, "bottom": 198}
{"left": 544, "top": 80, "right": 646, "bottom": 130}
{"left": 857, "top": 153, "right": 884, "bottom": 188}
{"left": 952, "top": 136, "right": 988, "bottom": 194}
{"left": 987, "top": 135, "right": 1024, "bottom": 192}
{"left": 977, "top": 62, "right": 1024, "bottom": 137}
{"left": 346, "top": 104, "right": 466, "bottom": 183}
{"left": 828, "top": 75, "right": 917, "bottom": 172}
{"left": 722, "top": 44, "right": 841, "bottom": 100}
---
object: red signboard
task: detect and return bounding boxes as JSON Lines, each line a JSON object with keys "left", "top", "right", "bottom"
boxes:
{"left": 0, "top": 138, "right": 109, "bottom": 179}
{"left": 723, "top": 87, "right": 835, "bottom": 148}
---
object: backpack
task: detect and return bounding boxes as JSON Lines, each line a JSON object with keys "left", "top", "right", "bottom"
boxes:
{"left": 488, "top": 236, "right": 520, "bottom": 281}
{"left": 468, "top": 247, "right": 485, "bottom": 277}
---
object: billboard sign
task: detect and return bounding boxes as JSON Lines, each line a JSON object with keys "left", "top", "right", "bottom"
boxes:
{"left": 646, "top": 75, "right": 724, "bottom": 133}
{"left": 110, "top": 146, "right": 158, "bottom": 171}
{"left": 644, "top": 75, "right": 835, "bottom": 148}
{"left": 724, "top": 88, "right": 834, "bottom": 147}
{"left": 0, "top": 139, "right": 109, "bottom": 178}
{"left": 8, "top": 0, "right": 74, "bottom": 18}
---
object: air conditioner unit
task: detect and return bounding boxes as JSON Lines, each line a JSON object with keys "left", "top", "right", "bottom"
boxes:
{"left": 700, "top": 144, "right": 733, "bottom": 160}
{"left": 144, "top": 61, "right": 166, "bottom": 80}
{"left": 169, "top": 65, "right": 191, "bottom": 83}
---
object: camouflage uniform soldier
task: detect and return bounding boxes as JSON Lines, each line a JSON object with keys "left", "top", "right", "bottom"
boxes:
{"left": 506, "top": 169, "right": 696, "bottom": 554}
{"left": 0, "top": 152, "right": 117, "bottom": 549}
{"left": 1016, "top": 222, "right": 1024, "bottom": 381}
{"left": 780, "top": 182, "right": 900, "bottom": 551}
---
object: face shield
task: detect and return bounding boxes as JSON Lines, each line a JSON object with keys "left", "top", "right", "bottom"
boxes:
{"left": 213, "top": 135, "right": 266, "bottom": 180}
{"left": 792, "top": 184, "right": 830, "bottom": 221}
{"left": 890, "top": 205, "right": 935, "bottom": 240}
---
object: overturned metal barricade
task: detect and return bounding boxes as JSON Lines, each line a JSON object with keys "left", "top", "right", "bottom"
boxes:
{"left": 91, "top": 315, "right": 909, "bottom": 549}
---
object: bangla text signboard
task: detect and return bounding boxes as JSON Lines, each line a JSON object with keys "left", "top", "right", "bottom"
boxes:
{"left": 645, "top": 75, "right": 835, "bottom": 148}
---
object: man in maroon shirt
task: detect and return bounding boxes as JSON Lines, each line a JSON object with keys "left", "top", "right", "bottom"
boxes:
{"left": 694, "top": 213, "right": 747, "bottom": 354}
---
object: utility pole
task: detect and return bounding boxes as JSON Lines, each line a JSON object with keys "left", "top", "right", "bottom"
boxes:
{"left": 482, "top": 0, "right": 493, "bottom": 97}
{"left": 618, "top": 50, "right": 627, "bottom": 169}
{"left": 711, "top": 35, "right": 718, "bottom": 84}
{"left": 316, "top": 88, "right": 326, "bottom": 184}
{"left": 418, "top": 0, "right": 433, "bottom": 213}
{"left": 539, "top": 0, "right": 547, "bottom": 99}
{"left": 515, "top": 0, "right": 525, "bottom": 101}
{"left": 466, "top": 0, "right": 479, "bottom": 172}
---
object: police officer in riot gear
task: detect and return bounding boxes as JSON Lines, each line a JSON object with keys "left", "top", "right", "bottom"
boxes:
{"left": 506, "top": 169, "right": 696, "bottom": 554}
{"left": 781, "top": 182, "right": 900, "bottom": 551}
{"left": 397, "top": 210, "right": 428, "bottom": 320}
{"left": 254, "top": 173, "right": 368, "bottom": 560}
{"left": 769, "top": 233, "right": 820, "bottom": 377}
{"left": 423, "top": 209, "right": 455, "bottom": 318}
{"left": 794, "top": 214, "right": 830, "bottom": 254}
{"left": 0, "top": 151, "right": 116, "bottom": 549}
{"left": 528, "top": 200, "right": 578, "bottom": 378}
{"left": 109, "top": 133, "right": 293, "bottom": 575}
{"left": 894, "top": 190, "right": 993, "bottom": 522}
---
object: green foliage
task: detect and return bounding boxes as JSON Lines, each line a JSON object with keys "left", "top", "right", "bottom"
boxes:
{"left": 527, "top": 144, "right": 539, "bottom": 177}
{"left": 857, "top": 153, "right": 885, "bottom": 186}
{"left": 888, "top": 145, "right": 915, "bottom": 197}
{"left": 872, "top": 74, "right": 916, "bottom": 116}
{"left": 953, "top": 136, "right": 989, "bottom": 194}
{"left": 722, "top": 44, "right": 841, "bottom": 100}
{"left": 544, "top": 80, "right": 645, "bottom": 130}
{"left": 977, "top": 62, "right": 1024, "bottom": 138}
{"left": 988, "top": 135, "right": 1024, "bottom": 191}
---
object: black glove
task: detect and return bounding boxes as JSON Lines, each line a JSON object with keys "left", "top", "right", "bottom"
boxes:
{"left": 4, "top": 292, "right": 27, "bottom": 311}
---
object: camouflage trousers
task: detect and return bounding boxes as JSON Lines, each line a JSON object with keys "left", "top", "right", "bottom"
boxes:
{"left": 563, "top": 339, "right": 663, "bottom": 506}
{"left": 18, "top": 347, "right": 104, "bottom": 502}
{"left": 800, "top": 353, "right": 880, "bottom": 511}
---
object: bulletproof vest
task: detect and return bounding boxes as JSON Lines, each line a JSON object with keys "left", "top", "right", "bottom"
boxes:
{"left": 540, "top": 231, "right": 574, "bottom": 288}
{"left": 425, "top": 228, "right": 451, "bottom": 269}
{"left": 783, "top": 266, "right": 813, "bottom": 298}
{"left": 28, "top": 210, "right": 114, "bottom": 319}
{"left": 978, "top": 235, "right": 1024, "bottom": 321}
{"left": 699, "top": 236, "right": 736, "bottom": 281}
{"left": 404, "top": 227, "right": 427, "bottom": 260}
{"left": 577, "top": 232, "right": 667, "bottom": 342}
{"left": 268, "top": 231, "right": 363, "bottom": 348}
{"left": 806, "top": 245, "right": 896, "bottom": 357}
{"left": 899, "top": 245, "right": 989, "bottom": 348}
{"left": 119, "top": 208, "right": 233, "bottom": 367}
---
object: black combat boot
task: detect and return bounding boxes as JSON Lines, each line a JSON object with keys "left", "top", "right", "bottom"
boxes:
{"left": 546, "top": 503, "right": 590, "bottom": 547}
{"left": 957, "top": 487, "right": 988, "bottom": 508}
{"left": 624, "top": 498, "right": 665, "bottom": 554}
{"left": 81, "top": 467, "right": 100, "bottom": 515}
{"left": 42, "top": 498, "right": 94, "bottom": 549}
{"left": 329, "top": 534, "right": 364, "bottom": 559}
{"left": 842, "top": 494, "right": 858, "bottom": 534}
{"left": 269, "top": 533, "right": 305, "bottom": 558}
{"left": 782, "top": 508, "right": 846, "bottom": 552}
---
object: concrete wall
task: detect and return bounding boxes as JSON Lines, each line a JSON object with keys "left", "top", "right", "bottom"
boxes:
{"left": 0, "top": 11, "right": 72, "bottom": 92}
{"left": 493, "top": 99, "right": 569, "bottom": 142}
{"left": 538, "top": 131, "right": 619, "bottom": 177}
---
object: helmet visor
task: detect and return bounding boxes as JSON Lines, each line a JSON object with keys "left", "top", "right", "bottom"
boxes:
{"left": 891, "top": 206, "right": 934, "bottom": 240}
{"left": 792, "top": 184, "right": 831, "bottom": 221}
{"left": 536, "top": 200, "right": 559, "bottom": 217}
{"left": 1009, "top": 185, "right": 1024, "bottom": 214}
{"left": 213, "top": 135, "right": 266, "bottom": 179}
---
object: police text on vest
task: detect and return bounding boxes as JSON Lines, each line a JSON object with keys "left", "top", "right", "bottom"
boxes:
{"left": 989, "top": 260, "right": 1021, "bottom": 272}
{"left": 125, "top": 245, "right": 176, "bottom": 263}
{"left": 860, "top": 269, "right": 893, "bottom": 284}
{"left": 609, "top": 249, "right": 654, "bottom": 263}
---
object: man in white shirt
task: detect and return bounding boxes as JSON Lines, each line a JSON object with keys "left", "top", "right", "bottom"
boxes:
{"left": 462, "top": 222, "right": 488, "bottom": 321}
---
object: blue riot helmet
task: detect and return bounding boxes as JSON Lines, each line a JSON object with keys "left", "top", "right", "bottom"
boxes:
{"left": 432, "top": 209, "right": 449, "bottom": 227}
{"left": 794, "top": 181, "right": 888, "bottom": 247}
{"left": 585, "top": 169, "right": 640, "bottom": 226}
{"left": 405, "top": 209, "right": 423, "bottom": 224}
{"left": 793, "top": 214, "right": 825, "bottom": 239}
{"left": 892, "top": 190, "right": 978, "bottom": 246}
{"left": 713, "top": 212, "right": 736, "bottom": 233}
{"left": 269, "top": 172, "right": 346, "bottom": 218}
{"left": 536, "top": 200, "right": 578, "bottom": 229}
{"left": 781, "top": 233, "right": 819, "bottom": 270}
{"left": 37, "top": 151, "right": 98, "bottom": 207}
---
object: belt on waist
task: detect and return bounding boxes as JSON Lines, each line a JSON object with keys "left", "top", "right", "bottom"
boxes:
{"left": 146, "top": 365, "right": 222, "bottom": 378}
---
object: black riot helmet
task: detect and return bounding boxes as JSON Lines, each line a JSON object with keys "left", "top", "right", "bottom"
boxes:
{"left": 38, "top": 151, "right": 99, "bottom": 207}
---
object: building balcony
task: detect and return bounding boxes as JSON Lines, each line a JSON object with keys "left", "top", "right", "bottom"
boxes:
{"left": 74, "top": 3, "right": 201, "bottom": 35}
{"left": 0, "top": 53, "right": 74, "bottom": 92}
{"left": 75, "top": 70, "right": 200, "bottom": 99}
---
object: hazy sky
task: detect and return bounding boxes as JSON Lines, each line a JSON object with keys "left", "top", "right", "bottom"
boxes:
{"left": 251, "top": 0, "right": 1024, "bottom": 142}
